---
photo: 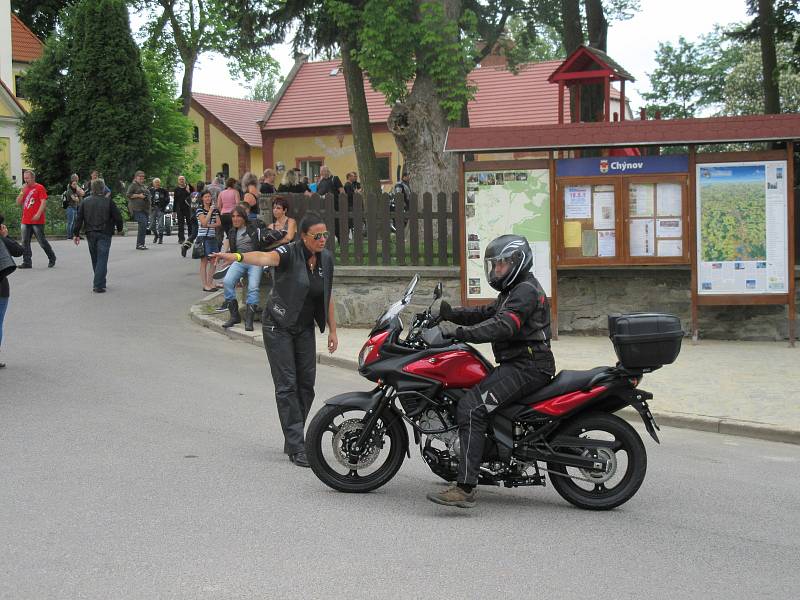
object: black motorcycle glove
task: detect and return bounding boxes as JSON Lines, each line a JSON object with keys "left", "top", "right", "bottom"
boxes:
{"left": 421, "top": 322, "right": 458, "bottom": 347}
{"left": 438, "top": 300, "right": 453, "bottom": 321}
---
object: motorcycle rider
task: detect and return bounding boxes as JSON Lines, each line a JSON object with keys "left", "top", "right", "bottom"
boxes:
{"left": 422, "top": 234, "right": 555, "bottom": 508}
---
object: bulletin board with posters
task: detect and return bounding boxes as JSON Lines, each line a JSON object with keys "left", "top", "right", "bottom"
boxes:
{"left": 461, "top": 160, "right": 552, "bottom": 303}
{"left": 555, "top": 155, "right": 690, "bottom": 267}
{"left": 690, "top": 150, "right": 796, "bottom": 344}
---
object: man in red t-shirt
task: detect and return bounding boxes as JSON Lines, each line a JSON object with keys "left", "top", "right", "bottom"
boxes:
{"left": 16, "top": 170, "right": 57, "bottom": 268}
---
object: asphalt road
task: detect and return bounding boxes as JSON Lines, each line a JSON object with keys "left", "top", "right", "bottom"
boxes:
{"left": 2, "top": 235, "right": 799, "bottom": 599}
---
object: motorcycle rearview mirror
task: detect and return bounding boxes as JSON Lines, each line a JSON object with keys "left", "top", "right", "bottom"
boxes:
{"left": 433, "top": 282, "right": 442, "bottom": 300}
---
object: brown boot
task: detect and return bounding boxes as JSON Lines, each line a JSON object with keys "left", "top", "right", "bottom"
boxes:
{"left": 426, "top": 484, "right": 476, "bottom": 508}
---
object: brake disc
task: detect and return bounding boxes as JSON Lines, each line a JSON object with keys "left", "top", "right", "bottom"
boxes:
{"left": 332, "top": 419, "right": 381, "bottom": 470}
{"left": 578, "top": 447, "right": 617, "bottom": 483}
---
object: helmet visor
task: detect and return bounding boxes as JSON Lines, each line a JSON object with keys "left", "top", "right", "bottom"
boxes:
{"left": 484, "top": 249, "right": 521, "bottom": 285}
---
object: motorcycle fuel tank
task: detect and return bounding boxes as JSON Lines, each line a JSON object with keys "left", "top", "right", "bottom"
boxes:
{"left": 403, "top": 350, "right": 488, "bottom": 388}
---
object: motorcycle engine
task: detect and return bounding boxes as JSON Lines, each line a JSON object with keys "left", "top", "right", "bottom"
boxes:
{"left": 419, "top": 408, "right": 460, "bottom": 457}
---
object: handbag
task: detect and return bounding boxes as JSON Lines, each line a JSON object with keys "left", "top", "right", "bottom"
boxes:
{"left": 191, "top": 238, "right": 205, "bottom": 259}
{"left": 0, "top": 238, "right": 16, "bottom": 278}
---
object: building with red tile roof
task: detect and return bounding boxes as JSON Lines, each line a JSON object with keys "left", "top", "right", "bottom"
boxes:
{"left": 187, "top": 93, "right": 270, "bottom": 182}
{"left": 256, "top": 55, "right": 628, "bottom": 187}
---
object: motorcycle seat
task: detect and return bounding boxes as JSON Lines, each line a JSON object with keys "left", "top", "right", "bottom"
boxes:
{"left": 521, "top": 367, "right": 613, "bottom": 404}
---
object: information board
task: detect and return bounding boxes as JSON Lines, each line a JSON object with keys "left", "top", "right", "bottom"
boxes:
{"left": 696, "top": 161, "right": 788, "bottom": 295}
{"left": 464, "top": 168, "right": 551, "bottom": 298}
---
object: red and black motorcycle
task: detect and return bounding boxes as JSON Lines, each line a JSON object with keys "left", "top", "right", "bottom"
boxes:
{"left": 306, "top": 276, "right": 683, "bottom": 510}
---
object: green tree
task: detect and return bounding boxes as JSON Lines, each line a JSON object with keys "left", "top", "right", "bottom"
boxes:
{"left": 642, "top": 30, "right": 739, "bottom": 119}
{"left": 246, "top": 74, "right": 283, "bottom": 103}
{"left": 11, "top": 0, "right": 76, "bottom": 39}
{"left": 722, "top": 39, "right": 800, "bottom": 115}
{"left": 20, "top": 0, "right": 152, "bottom": 190}
{"left": 18, "top": 34, "right": 70, "bottom": 189}
{"left": 140, "top": 49, "right": 203, "bottom": 187}
{"left": 65, "top": 0, "right": 152, "bottom": 189}
{"left": 133, "top": 0, "right": 280, "bottom": 115}
{"left": 731, "top": 0, "right": 799, "bottom": 114}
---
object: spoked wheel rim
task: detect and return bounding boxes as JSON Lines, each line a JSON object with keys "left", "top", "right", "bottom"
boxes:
{"left": 306, "top": 405, "right": 406, "bottom": 492}
{"left": 562, "top": 431, "right": 630, "bottom": 495}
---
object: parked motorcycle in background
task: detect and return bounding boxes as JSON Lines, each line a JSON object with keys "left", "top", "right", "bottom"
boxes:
{"left": 305, "top": 276, "right": 683, "bottom": 510}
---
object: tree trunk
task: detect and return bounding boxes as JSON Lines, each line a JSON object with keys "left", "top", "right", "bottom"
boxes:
{"left": 584, "top": 0, "right": 607, "bottom": 51}
{"left": 341, "top": 38, "right": 382, "bottom": 200}
{"left": 561, "top": 0, "right": 583, "bottom": 54}
{"left": 180, "top": 54, "right": 196, "bottom": 115}
{"left": 388, "top": 72, "right": 460, "bottom": 196}
{"left": 757, "top": 0, "right": 781, "bottom": 114}
{"left": 583, "top": 0, "right": 608, "bottom": 122}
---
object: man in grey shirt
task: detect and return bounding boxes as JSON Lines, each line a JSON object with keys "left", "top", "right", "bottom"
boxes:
{"left": 126, "top": 170, "right": 149, "bottom": 250}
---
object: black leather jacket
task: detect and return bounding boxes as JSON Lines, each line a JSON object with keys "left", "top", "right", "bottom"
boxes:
{"left": 73, "top": 194, "right": 124, "bottom": 236}
{"left": 443, "top": 272, "right": 553, "bottom": 366}
{"left": 263, "top": 241, "right": 334, "bottom": 332}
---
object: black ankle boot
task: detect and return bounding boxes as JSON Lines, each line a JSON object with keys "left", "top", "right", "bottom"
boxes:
{"left": 222, "top": 299, "right": 240, "bottom": 328}
{"left": 244, "top": 304, "right": 256, "bottom": 331}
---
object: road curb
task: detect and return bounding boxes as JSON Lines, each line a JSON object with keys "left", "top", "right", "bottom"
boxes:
{"left": 190, "top": 301, "right": 800, "bottom": 446}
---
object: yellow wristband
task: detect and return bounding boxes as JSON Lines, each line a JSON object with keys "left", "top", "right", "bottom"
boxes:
{"left": 235, "top": 252, "right": 243, "bottom": 262}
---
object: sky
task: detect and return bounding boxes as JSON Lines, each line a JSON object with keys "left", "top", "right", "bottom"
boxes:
{"left": 178, "top": 0, "right": 751, "bottom": 111}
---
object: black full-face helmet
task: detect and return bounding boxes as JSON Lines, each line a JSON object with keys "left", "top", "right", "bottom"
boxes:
{"left": 484, "top": 234, "right": 533, "bottom": 292}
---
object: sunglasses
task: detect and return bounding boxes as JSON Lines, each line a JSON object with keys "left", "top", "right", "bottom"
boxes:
{"left": 306, "top": 231, "right": 330, "bottom": 241}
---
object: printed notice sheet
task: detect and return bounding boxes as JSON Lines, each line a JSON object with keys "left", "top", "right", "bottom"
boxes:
{"left": 565, "top": 186, "right": 592, "bottom": 219}
{"left": 597, "top": 230, "right": 616, "bottom": 257}
{"left": 630, "top": 219, "right": 655, "bottom": 256}
{"left": 592, "top": 190, "right": 615, "bottom": 230}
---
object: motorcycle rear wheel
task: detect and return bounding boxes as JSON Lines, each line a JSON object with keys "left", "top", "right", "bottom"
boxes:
{"left": 548, "top": 412, "right": 647, "bottom": 511}
{"left": 306, "top": 404, "right": 406, "bottom": 493}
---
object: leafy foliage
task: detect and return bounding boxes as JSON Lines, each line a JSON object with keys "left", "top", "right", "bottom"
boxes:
{"left": 723, "top": 39, "right": 800, "bottom": 115}
{"left": 10, "top": 0, "right": 76, "bottom": 39}
{"left": 139, "top": 49, "right": 203, "bottom": 187}
{"left": 20, "top": 0, "right": 152, "bottom": 190}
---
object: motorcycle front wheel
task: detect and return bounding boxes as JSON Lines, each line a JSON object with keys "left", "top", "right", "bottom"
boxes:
{"left": 548, "top": 412, "right": 647, "bottom": 510}
{"left": 305, "top": 404, "right": 406, "bottom": 493}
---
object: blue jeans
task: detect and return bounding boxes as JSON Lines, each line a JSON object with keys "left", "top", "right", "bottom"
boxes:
{"left": 150, "top": 207, "right": 164, "bottom": 236}
{"left": 86, "top": 232, "right": 112, "bottom": 289}
{"left": 224, "top": 260, "right": 262, "bottom": 305}
{"left": 66, "top": 206, "right": 77, "bottom": 238}
{"left": 21, "top": 223, "right": 56, "bottom": 266}
{"left": 0, "top": 296, "right": 8, "bottom": 348}
{"left": 132, "top": 210, "right": 148, "bottom": 247}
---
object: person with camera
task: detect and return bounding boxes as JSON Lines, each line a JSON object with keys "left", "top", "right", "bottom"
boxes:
{"left": 127, "top": 170, "right": 150, "bottom": 250}
{"left": 62, "top": 174, "right": 85, "bottom": 239}
{"left": 173, "top": 175, "right": 194, "bottom": 245}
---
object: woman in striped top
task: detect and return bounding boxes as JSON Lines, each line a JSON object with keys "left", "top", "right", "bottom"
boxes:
{"left": 195, "top": 190, "right": 221, "bottom": 292}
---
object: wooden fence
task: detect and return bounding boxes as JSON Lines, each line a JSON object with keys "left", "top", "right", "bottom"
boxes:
{"left": 260, "top": 192, "right": 461, "bottom": 267}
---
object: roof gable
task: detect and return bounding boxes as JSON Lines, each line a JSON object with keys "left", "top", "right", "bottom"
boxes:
{"left": 11, "top": 14, "right": 44, "bottom": 64}
{"left": 0, "top": 79, "right": 26, "bottom": 116}
{"left": 548, "top": 45, "right": 634, "bottom": 83}
{"left": 191, "top": 93, "right": 270, "bottom": 147}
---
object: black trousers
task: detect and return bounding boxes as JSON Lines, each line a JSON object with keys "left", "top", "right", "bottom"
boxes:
{"left": 175, "top": 207, "right": 191, "bottom": 242}
{"left": 457, "top": 355, "right": 554, "bottom": 486}
{"left": 263, "top": 321, "right": 317, "bottom": 455}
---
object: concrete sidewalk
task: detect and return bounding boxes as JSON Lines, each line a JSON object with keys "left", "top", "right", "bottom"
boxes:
{"left": 190, "top": 294, "right": 800, "bottom": 445}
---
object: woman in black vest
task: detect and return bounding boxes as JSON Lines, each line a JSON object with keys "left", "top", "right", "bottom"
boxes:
{"left": 212, "top": 212, "right": 337, "bottom": 467}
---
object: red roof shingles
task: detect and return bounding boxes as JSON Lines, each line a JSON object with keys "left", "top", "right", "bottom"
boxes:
{"left": 192, "top": 93, "right": 270, "bottom": 147}
{"left": 263, "top": 61, "right": 391, "bottom": 131}
{"left": 444, "top": 113, "right": 800, "bottom": 152}
{"left": 11, "top": 14, "right": 44, "bottom": 63}
{"left": 263, "top": 58, "right": 622, "bottom": 131}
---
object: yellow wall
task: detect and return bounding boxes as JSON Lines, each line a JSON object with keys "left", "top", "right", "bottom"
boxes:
{"left": 0, "top": 100, "right": 13, "bottom": 117}
{"left": 249, "top": 147, "right": 262, "bottom": 175}
{"left": 272, "top": 131, "right": 401, "bottom": 186}
{"left": 0, "top": 137, "right": 9, "bottom": 172}
{"left": 208, "top": 123, "right": 239, "bottom": 177}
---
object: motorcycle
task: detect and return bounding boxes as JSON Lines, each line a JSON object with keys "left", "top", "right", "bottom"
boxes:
{"left": 305, "top": 276, "right": 683, "bottom": 510}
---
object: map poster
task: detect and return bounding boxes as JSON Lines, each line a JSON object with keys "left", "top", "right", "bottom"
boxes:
{"left": 464, "top": 169, "right": 551, "bottom": 298}
{"left": 696, "top": 161, "right": 788, "bottom": 295}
